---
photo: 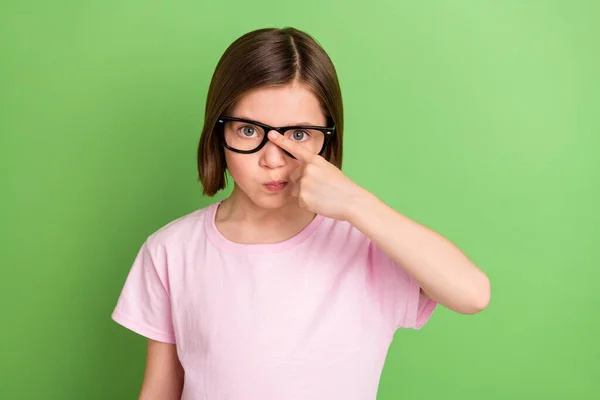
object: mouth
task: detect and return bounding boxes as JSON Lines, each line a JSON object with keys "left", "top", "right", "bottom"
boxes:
{"left": 263, "top": 180, "right": 288, "bottom": 192}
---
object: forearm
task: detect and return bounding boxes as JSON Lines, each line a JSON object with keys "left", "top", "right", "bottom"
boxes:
{"left": 348, "top": 189, "right": 490, "bottom": 314}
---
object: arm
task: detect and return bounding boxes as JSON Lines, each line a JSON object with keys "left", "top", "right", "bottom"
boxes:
{"left": 139, "top": 339, "right": 184, "bottom": 400}
{"left": 349, "top": 189, "right": 490, "bottom": 315}
{"left": 266, "top": 132, "right": 490, "bottom": 315}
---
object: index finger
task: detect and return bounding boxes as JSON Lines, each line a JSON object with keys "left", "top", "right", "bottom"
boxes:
{"left": 267, "top": 131, "right": 314, "bottom": 163}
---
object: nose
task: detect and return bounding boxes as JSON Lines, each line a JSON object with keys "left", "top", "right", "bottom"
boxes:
{"left": 259, "top": 130, "right": 286, "bottom": 169}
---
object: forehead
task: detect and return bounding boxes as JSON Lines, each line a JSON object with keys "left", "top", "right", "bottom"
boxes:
{"left": 230, "top": 82, "right": 326, "bottom": 126}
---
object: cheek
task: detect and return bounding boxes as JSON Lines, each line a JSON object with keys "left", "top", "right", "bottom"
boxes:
{"left": 225, "top": 152, "right": 254, "bottom": 183}
{"left": 290, "top": 159, "right": 304, "bottom": 169}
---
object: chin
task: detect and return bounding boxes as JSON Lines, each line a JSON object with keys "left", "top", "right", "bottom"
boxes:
{"left": 249, "top": 192, "right": 292, "bottom": 210}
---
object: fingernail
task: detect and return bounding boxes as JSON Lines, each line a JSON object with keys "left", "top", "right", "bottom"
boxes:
{"left": 268, "top": 131, "right": 278, "bottom": 139}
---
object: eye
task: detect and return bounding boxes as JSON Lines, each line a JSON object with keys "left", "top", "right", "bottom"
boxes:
{"left": 239, "top": 125, "right": 258, "bottom": 138}
{"left": 291, "top": 130, "right": 310, "bottom": 142}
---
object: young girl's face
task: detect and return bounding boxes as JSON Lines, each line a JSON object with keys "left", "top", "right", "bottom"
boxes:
{"left": 225, "top": 82, "right": 327, "bottom": 210}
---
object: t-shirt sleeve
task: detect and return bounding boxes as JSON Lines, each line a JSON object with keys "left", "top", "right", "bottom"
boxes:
{"left": 367, "top": 241, "right": 437, "bottom": 330}
{"left": 111, "top": 240, "right": 176, "bottom": 344}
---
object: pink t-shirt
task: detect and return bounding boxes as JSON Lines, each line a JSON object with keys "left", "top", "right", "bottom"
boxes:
{"left": 112, "top": 201, "right": 436, "bottom": 400}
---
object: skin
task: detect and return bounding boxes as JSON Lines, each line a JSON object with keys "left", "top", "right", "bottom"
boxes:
{"left": 140, "top": 80, "right": 490, "bottom": 398}
{"left": 139, "top": 340, "right": 184, "bottom": 399}
{"left": 215, "top": 82, "right": 326, "bottom": 245}
{"left": 267, "top": 129, "right": 491, "bottom": 314}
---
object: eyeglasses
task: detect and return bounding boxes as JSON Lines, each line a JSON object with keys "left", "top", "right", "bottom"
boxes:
{"left": 217, "top": 116, "right": 335, "bottom": 158}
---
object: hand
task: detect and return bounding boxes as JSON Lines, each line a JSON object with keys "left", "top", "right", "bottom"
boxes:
{"left": 268, "top": 131, "right": 368, "bottom": 221}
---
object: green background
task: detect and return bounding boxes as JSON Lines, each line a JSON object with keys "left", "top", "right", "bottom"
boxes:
{"left": 2, "top": 0, "right": 599, "bottom": 399}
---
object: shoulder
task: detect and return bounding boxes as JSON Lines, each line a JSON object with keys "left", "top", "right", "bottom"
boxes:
{"left": 315, "top": 216, "right": 371, "bottom": 249}
{"left": 316, "top": 217, "right": 393, "bottom": 267}
{"left": 144, "top": 202, "right": 216, "bottom": 255}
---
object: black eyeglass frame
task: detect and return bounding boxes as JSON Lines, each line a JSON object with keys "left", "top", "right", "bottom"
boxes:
{"left": 216, "top": 116, "right": 336, "bottom": 158}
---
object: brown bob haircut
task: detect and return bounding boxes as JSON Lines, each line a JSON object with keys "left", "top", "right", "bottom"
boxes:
{"left": 197, "top": 27, "right": 344, "bottom": 196}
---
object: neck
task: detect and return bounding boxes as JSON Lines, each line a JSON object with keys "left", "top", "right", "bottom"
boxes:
{"left": 215, "top": 185, "right": 316, "bottom": 244}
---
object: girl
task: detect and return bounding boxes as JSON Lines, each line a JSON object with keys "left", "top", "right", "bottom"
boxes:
{"left": 112, "top": 27, "right": 490, "bottom": 400}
